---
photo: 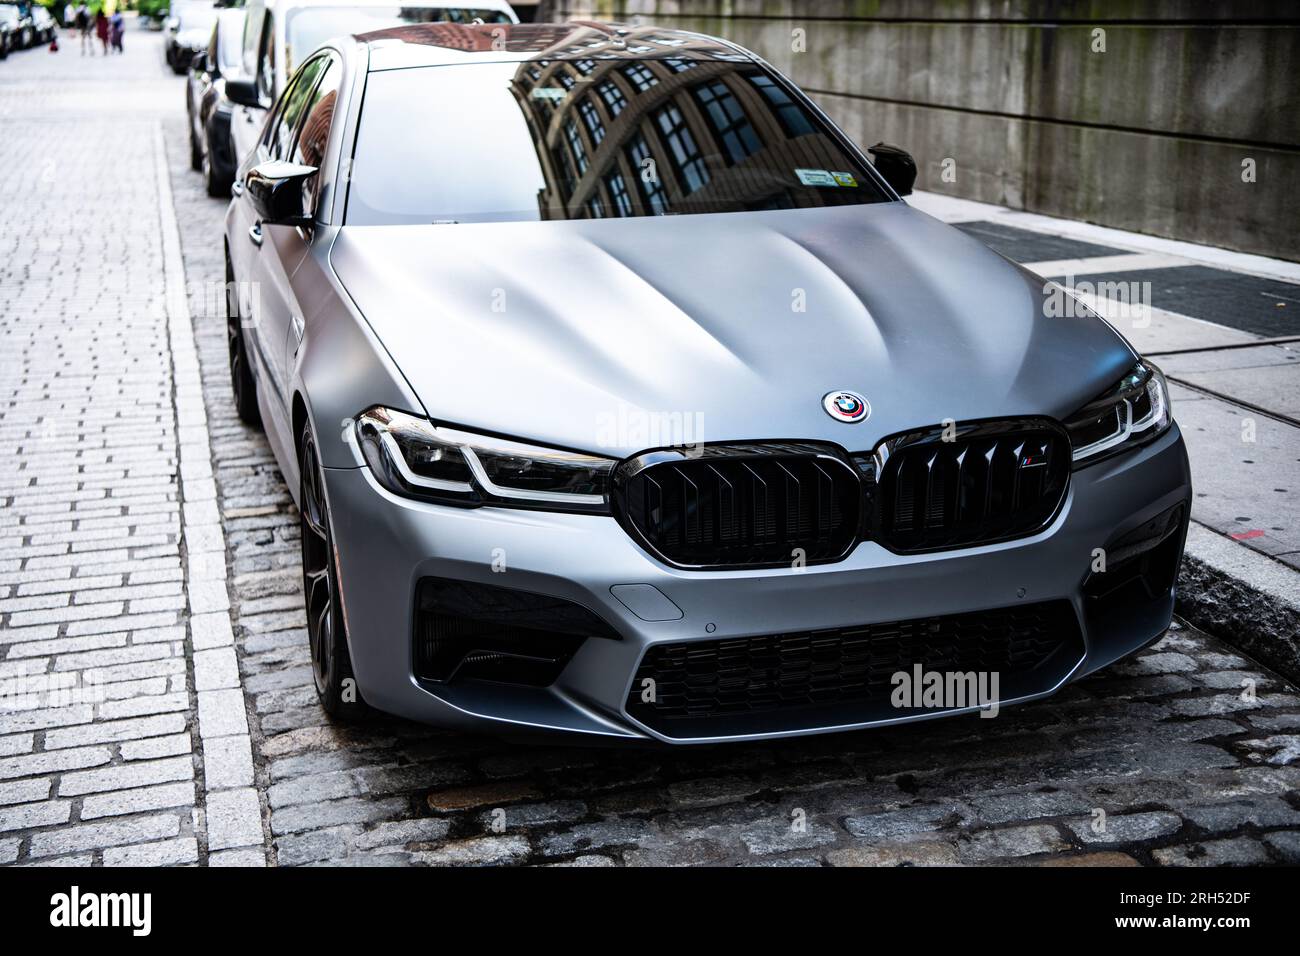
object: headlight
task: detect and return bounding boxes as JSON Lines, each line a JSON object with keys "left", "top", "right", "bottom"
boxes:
{"left": 354, "top": 407, "right": 614, "bottom": 513}
{"left": 1063, "top": 360, "right": 1171, "bottom": 466}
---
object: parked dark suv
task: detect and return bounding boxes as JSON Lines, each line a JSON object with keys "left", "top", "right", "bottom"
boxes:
{"left": 186, "top": 6, "right": 247, "bottom": 196}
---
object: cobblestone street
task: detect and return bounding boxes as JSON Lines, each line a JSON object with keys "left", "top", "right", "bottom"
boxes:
{"left": 2, "top": 25, "right": 1299, "bottom": 867}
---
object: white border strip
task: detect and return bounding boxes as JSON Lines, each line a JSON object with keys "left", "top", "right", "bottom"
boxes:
{"left": 155, "top": 122, "right": 267, "bottom": 866}
{"left": 909, "top": 189, "right": 1300, "bottom": 284}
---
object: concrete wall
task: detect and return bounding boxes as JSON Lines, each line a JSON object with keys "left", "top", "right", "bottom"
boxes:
{"left": 550, "top": 1, "right": 1300, "bottom": 261}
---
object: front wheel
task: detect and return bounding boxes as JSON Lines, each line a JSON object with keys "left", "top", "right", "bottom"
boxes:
{"left": 203, "top": 119, "right": 233, "bottom": 197}
{"left": 299, "top": 424, "right": 366, "bottom": 720}
{"left": 188, "top": 122, "right": 202, "bottom": 172}
{"left": 224, "top": 254, "right": 261, "bottom": 426}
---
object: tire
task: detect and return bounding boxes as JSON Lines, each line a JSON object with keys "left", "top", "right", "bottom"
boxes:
{"left": 299, "top": 423, "right": 366, "bottom": 720}
{"left": 203, "top": 120, "right": 233, "bottom": 197}
{"left": 224, "top": 253, "right": 261, "bottom": 426}
{"left": 188, "top": 122, "right": 202, "bottom": 172}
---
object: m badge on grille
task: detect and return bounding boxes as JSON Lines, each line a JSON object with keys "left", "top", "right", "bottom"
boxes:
{"left": 822, "top": 390, "right": 870, "bottom": 424}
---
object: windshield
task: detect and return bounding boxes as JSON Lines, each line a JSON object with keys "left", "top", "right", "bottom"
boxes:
{"left": 346, "top": 58, "right": 888, "bottom": 225}
{"left": 286, "top": 6, "right": 512, "bottom": 72}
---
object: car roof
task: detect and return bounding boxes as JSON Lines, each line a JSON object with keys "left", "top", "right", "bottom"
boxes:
{"left": 252, "top": 0, "right": 517, "bottom": 17}
{"left": 358, "top": 21, "right": 752, "bottom": 71}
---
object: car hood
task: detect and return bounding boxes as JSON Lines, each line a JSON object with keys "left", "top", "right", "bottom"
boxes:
{"left": 329, "top": 202, "right": 1136, "bottom": 458}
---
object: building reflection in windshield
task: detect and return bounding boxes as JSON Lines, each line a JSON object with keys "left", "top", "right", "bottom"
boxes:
{"left": 508, "top": 43, "right": 879, "bottom": 220}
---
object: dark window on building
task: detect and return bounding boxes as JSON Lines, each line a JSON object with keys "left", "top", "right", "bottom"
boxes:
{"left": 556, "top": 71, "right": 576, "bottom": 91}
{"left": 598, "top": 79, "right": 627, "bottom": 117}
{"left": 605, "top": 169, "right": 633, "bottom": 217}
{"left": 748, "top": 73, "right": 815, "bottom": 138}
{"left": 666, "top": 58, "right": 696, "bottom": 72}
{"left": 573, "top": 59, "right": 595, "bottom": 75}
{"left": 626, "top": 134, "right": 668, "bottom": 215}
{"left": 694, "top": 79, "right": 761, "bottom": 165}
{"left": 622, "top": 62, "right": 658, "bottom": 93}
{"left": 586, "top": 194, "right": 604, "bottom": 218}
{"left": 654, "top": 103, "right": 709, "bottom": 194}
{"left": 564, "top": 119, "right": 588, "bottom": 175}
{"left": 578, "top": 98, "right": 605, "bottom": 146}
{"left": 553, "top": 144, "right": 575, "bottom": 198}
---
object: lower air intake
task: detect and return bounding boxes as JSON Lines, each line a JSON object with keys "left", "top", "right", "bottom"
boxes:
{"left": 626, "top": 600, "right": 1083, "bottom": 738}
{"left": 414, "top": 578, "right": 618, "bottom": 687}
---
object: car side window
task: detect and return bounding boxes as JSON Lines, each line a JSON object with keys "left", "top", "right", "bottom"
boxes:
{"left": 273, "top": 56, "right": 328, "bottom": 161}
{"left": 255, "top": 13, "right": 275, "bottom": 104}
{"left": 258, "top": 73, "right": 302, "bottom": 161}
{"left": 290, "top": 58, "right": 341, "bottom": 215}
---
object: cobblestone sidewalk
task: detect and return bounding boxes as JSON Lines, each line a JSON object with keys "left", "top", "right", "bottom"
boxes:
{"left": 3, "top": 30, "right": 1299, "bottom": 867}
{"left": 0, "top": 28, "right": 263, "bottom": 865}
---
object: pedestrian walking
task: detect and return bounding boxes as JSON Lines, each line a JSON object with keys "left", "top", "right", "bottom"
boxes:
{"left": 94, "top": 8, "right": 107, "bottom": 55}
{"left": 109, "top": 8, "right": 122, "bottom": 52}
{"left": 74, "top": 2, "right": 91, "bottom": 55}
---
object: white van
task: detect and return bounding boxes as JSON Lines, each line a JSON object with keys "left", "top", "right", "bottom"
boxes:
{"left": 230, "top": 0, "right": 518, "bottom": 168}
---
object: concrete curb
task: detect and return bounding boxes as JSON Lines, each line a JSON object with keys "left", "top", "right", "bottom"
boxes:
{"left": 1177, "top": 521, "right": 1300, "bottom": 685}
{"left": 155, "top": 122, "right": 267, "bottom": 865}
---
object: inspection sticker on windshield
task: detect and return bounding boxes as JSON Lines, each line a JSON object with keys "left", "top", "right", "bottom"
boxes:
{"left": 831, "top": 170, "right": 859, "bottom": 187}
{"left": 795, "top": 168, "right": 838, "bottom": 187}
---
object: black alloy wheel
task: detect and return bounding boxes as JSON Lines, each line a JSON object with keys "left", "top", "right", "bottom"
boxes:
{"left": 299, "top": 424, "right": 363, "bottom": 719}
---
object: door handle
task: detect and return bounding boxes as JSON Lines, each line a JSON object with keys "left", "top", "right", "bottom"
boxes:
{"left": 244, "top": 108, "right": 255, "bottom": 123}
{"left": 248, "top": 223, "right": 263, "bottom": 246}
{"left": 232, "top": 180, "right": 244, "bottom": 196}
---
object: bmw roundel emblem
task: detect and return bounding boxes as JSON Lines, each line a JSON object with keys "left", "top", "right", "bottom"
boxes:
{"left": 822, "top": 390, "right": 870, "bottom": 424}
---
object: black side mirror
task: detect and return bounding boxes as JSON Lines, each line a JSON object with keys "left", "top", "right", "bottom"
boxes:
{"left": 868, "top": 143, "right": 917, "bottom": 197}
{"left": 224, "top": 78, "right": 261, "bottom": 109}
{"left": 245, "top": 160, "right": 317, "bottom": 227}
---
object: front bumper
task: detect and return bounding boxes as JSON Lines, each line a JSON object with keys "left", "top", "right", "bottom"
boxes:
{"left": 324, "top": 425, "right": 1192, "bottom": 744}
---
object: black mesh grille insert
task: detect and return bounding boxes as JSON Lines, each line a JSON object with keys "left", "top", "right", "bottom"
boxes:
{"left": 613, "top": 443, "right": 861, "bottom": 569}
{"left": 626, "top": 601, "right": 1083, "bottom": 737}
{"left": 873, "top": 420, "right": 1070, "bottom": 553}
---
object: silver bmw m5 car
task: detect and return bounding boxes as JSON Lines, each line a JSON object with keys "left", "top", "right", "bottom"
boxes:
{"left": 222, "top": 22, "right": 1192, "bottom": 744}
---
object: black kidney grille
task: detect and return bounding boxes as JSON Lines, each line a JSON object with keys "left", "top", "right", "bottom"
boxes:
{"left": 626, "top": 601, "right": 1081, "bottom": 736}
{"left": 616, "top": 445, "right": 860, "bottom": 568}
{"left": 875, "top": 422, "right": 1069, "bottom": 552}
